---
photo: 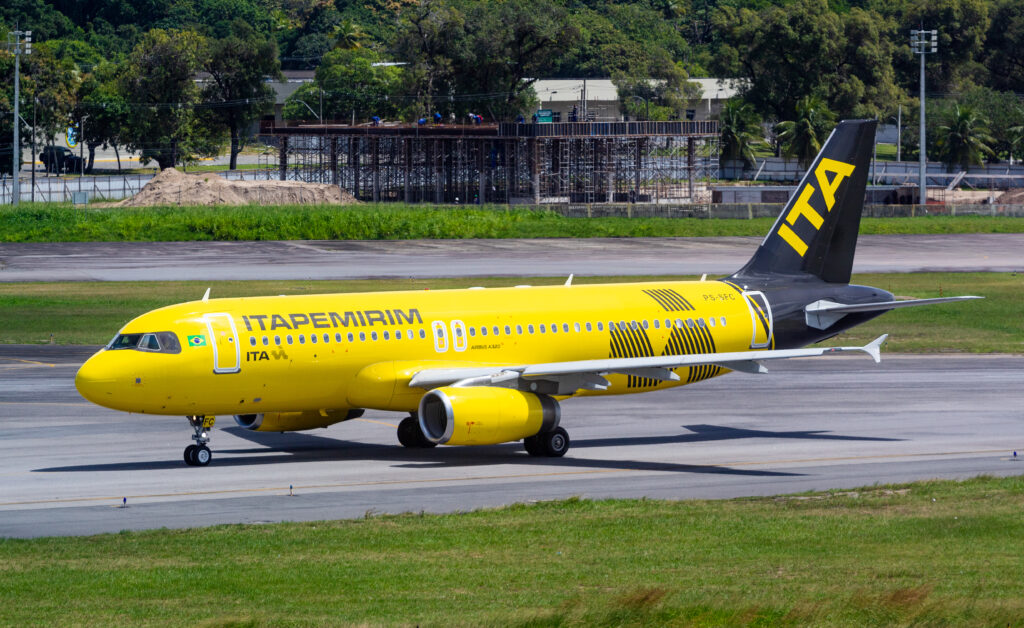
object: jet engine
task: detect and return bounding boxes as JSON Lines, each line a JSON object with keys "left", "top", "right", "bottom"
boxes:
{"left": 233, "top": 408, "right": 362, "bottom": 432}
{"left": 418, "top": 387, "right": 560, "bottom": 446}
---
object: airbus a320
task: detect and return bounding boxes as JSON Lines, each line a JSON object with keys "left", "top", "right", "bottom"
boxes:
{"left": 75, "top": 119, "right": 979, "bottom": 466}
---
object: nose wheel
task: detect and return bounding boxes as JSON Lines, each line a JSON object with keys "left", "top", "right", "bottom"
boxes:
{"left": 184, "top": 415, "right": 215, "bottom": 466}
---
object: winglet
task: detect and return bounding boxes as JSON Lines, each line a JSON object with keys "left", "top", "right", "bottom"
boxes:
{"left": 201, "top": 288, "right": 211, "bottom": 303}
{"left": 564, "top": 274, "right": 574, "bottom": 287}
{"left": 864, "top": 334, "right": 887, "bottom": 363}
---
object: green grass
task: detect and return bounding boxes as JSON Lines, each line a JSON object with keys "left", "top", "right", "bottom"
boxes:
{"left": 2, "top": 476, "right": 1024, "bottom": 625}
{"left": 2, "top": 204, "right": 1024, "bottom": 242}
{"left": 0, "top": 273, "right": 1017, "bottom": 351}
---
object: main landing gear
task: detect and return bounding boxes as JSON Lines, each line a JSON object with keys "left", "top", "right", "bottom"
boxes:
{"left": 184, "top": 415, "right": 215, "bottom": 466}
{"left": 397, "top": 413, "right": 437, "bottom": 449}
{"left": 524, "top": 427, "right": 570, "bottom": 457}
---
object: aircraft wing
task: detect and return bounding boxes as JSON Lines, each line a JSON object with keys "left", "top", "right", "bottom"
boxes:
{"left": 408, "top": 334, "right": 888, "bottom": 395}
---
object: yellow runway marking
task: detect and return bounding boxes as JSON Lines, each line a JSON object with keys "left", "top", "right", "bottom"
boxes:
{"left": 0, "top": 358, "right": 56, "bottom": 367}
{"left": 354, "top": 417, "right": 400, "bottom": 428}
{"left": 0, "top": 468, "right": 623, "bottom": 508}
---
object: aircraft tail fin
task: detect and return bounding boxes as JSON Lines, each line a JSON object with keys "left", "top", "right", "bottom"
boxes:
{"left": 731, "top": 119, "right": 877, "bottom": 284}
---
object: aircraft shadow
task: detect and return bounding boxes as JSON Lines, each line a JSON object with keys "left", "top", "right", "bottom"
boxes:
{"left": 34, "top": 426, "right": 802, "bottom": 477}
{"left": 572, "top": 423, "right": 902, "bottom": 449}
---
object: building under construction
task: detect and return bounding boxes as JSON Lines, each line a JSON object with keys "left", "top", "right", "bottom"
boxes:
{"left": 262, "top": 121, "right": 719, "bottom": 204}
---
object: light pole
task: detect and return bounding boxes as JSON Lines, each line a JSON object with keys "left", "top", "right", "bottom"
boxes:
{"left": 294, "top": 99, "right": 321, "bottom": 121}
{"left": 910, "top": 28, "right": 937, "bottom": 206}
{"left": 7, "top": 29, "right": 32, "bottom": 206}
{"left": 78, "top": 114, "right": 89, "bottom": 193}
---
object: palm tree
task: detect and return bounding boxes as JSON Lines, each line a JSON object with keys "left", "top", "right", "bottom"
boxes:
{"left": 775, "top": 95, "right": 836, "bottom": 169}
{"left": 937, "top": 105, "right": 995, "bottom": 172}
{"left": 333, "top": 19, "right": 368, "bottom": 51}
{"left": 717, "top": 99, "right": 763, "bottom": 171}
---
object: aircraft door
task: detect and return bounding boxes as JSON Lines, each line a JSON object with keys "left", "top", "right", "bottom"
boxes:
{"left": 450, "top": 320, "right": 467, "bottom": 352}
{"left": 741, "top": 291, "right": 773, "bottom": 349}
{"left": 203, "top": 313, "right": 241, "bottom": 374}
{"left": 431, "top": 320, "right": 449, "bottom": 353}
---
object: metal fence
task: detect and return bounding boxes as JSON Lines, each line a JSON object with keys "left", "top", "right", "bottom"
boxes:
{"left": 0, "top": 168, "right": 278, "bottom": 204}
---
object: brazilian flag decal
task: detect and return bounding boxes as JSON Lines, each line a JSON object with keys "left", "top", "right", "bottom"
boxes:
{"left": 187, "top": 335, "right": 207, "bottom": 347}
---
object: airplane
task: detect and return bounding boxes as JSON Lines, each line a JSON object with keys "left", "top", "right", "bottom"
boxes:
{"left": 75, "top": 119, "right": 980, "bottom": 466}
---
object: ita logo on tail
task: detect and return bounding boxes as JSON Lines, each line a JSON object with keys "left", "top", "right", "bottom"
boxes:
{"left": 777, "top": 158, "right": 855, "bottom": 257}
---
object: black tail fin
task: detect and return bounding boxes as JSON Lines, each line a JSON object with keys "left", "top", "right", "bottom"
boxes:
{"left": 731, "top": 119, "right": 876, "bottom": 284}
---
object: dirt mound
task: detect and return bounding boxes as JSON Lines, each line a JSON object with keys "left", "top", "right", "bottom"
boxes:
{"left": 997, "top": 189, "right": 1024, "bottom": 204}
{"left": 117, "top": 168, "right": 357, "bottom": 207}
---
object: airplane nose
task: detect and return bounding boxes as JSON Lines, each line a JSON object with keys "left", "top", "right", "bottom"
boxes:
{"left": 75, "top": 352, "right": 118, "bottom": 407}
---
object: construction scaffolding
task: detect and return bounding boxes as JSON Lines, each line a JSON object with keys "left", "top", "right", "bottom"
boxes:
{"left": 262, "top": 120, "right": 719, "bottom": 204}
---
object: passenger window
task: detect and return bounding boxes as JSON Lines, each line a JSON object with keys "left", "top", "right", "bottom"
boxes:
{"left": 359, "top": 332, "right": 366, "bottom": 341}
{"left": 720, "top": 317, "right": 727, "bottom": 326}
{"left": 539, "top": 324, "right": 546, "bottom": 333}
{"left": 469, "top": 327, "right": 476, "bottom": 337}
{"left": 274, "top": 336, "right": 281, "bottom": 345}
{"left": 642, "top": 320, "right": 649, "bottom": 329}
{"left": 709, "top": 318, "right": 716, "bottom": 327}
{"left": 597, "top": 322, "right": 604, "bottom": 331}
{"left": 493, "top": 326, "right": 500, "bottom": 336}
{"left": 311, "top": 334, "right": 317, "bottom": 344}
{"left": 262, "top": 336, "right": 269, "bottom": 346}
{"left": 574, "top": 322, "right": 580, "bottom": 332}
{"left": 383, "top": 331, "right": 390, "bottom": 340}
{"left": 618, "top": 321, "right": 626, "bottom": 331}
{"left": 481, "top": 327, "right": 487, "bottom": 336}
{"left": 687, "top": 319, "right": 695, "bottom": 329}
{"left": 299, "top": 335, "right": 305, "bottom": 344}
{"left": 287, "top": 335, "right": 293, "bottom": 345}
{"left": 630, "top": 321, "right": 638, "bottom": 331}
{"left": 654, "top": 319, "right": 660, "bottom": 329}
{"left": 348, "top": 333, "right": 355, "bottom": 342}
{"left": 249, "top": 337, "right": 256, "bottom": 347}
{"left": 516, "top": 325, "right": 523, "bottom": 334}
{"left": 419, "top": 329, "right": 426, "bottom": 339}
{"left": 675, "top": 319, "right": 683, "bottom": 328}
{"left": 371, "top": 331, "right": 378, "bottom": 341}
{"left": 586, "top": 322, "right": 592, "bottom": 332}
{"left": 505, "top": 325, "right": 511, "bottom": 335}
{"left": 550, "top": 324, "right": 556, "bottom": 334}
{"left": 528, "top": 325, "right": 534, "bottom": 334}
{"left": 698, "top": 318, "right": 705, "bottom": 327}
{"left": 408, "top": 330, "right": 414, "bottom": 339}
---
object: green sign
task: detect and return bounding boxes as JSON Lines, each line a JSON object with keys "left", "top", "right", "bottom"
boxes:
{"left": 535, "top": 109, "right": 553, "bottom": 123}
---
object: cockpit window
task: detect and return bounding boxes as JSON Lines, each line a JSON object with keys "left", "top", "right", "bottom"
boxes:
{"left": 107, "top": 331, "right": 182, "bottom": 354}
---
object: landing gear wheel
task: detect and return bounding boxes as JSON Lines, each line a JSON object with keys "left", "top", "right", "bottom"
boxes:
{"left": 542, "top": 427, "right": 570, "bottom": 457}
{"left": 397, "top": 416, "right": 437, "bottom": 448}
{"left": 184, "top": 415, "right": 215, "bottom": 466}
{"left": 194, "top": 445, "right": 212, "bottom": 466}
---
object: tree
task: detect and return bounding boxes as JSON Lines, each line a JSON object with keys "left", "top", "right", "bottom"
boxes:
{"left": 286, "top": 47, "right": 402, "bottom": 123}
{"left": 202, "top": 21, "right": 282, "bottom": 169}
{"left": 119, "top": 28, "right": 213, "bottom": 169}
{"left": 25, "top": 41, "right": 81, "bottom": 169}
{"left": 389, "top": 0, "right": 465, "bottom": 118}
{"left": 613, "top": 49, "right": 702, "bottom": 121}
{"left": 984, "top": 0, "right": 1024, "bottom": 93}
{"left": 717, "top": 99, "right": 763, "bottom": 170}
{"left": 776, "top": 95, "right": 836, "bottom": 168}
{"left": 76, "top": 59, "right": 132, "bottom": 172}
{"left": 936, "top": 104, "right": 995, "bottom": 171}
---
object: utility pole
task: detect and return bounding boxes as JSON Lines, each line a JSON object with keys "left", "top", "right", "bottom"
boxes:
{"left": 78, "top": 114, "right": 89, "bottom": 193}
{"left": 7, "top": 29, "right": 32, "bottom": 206}
{"left": 910, "top": 28, "right": 937, "bottom": 206}
{"left": 896, "top": 103, "right": 901, "bottom": 162}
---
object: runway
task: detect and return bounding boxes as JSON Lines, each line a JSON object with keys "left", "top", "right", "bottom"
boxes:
{"left": 2, "top": 345, "right": 1021, "bottom": 538}
{"left": 2, "top": 233, "right": 1023, "bottom": 281}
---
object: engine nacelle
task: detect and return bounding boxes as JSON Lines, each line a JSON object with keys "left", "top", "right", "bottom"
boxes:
{"left": 233, "top": 408, "right": 361, "bottom": 432}
{"left": 418, "top": 387, "right": 560, "bottom": 446}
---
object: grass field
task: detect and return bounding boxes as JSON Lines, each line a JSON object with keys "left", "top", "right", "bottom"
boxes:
{"left": 1, "top": 475, "right": 1023, "bottom": 626}
{"left": 0, "top": 273, "right": 1019, "bottom": 351}
{"left": 2, "top": 204, "right": 1024, "bottom": 242}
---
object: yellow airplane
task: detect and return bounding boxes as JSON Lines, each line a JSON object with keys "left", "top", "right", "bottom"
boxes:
{"left": 76, "top": 120, "right": 979, "bottom": 466}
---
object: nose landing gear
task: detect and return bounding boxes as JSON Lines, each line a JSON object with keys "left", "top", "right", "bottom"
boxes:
{"left": 184, "top": 415, "right": 215, "bottom": 466}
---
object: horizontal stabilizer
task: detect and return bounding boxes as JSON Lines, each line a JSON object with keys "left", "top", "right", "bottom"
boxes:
{"left": 805, "top": 296, "right": 982, "bottom": 330}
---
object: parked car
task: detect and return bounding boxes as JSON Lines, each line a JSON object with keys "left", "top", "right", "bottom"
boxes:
{"left": 39, "top": 146, "right": 84, "bottom": 174}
